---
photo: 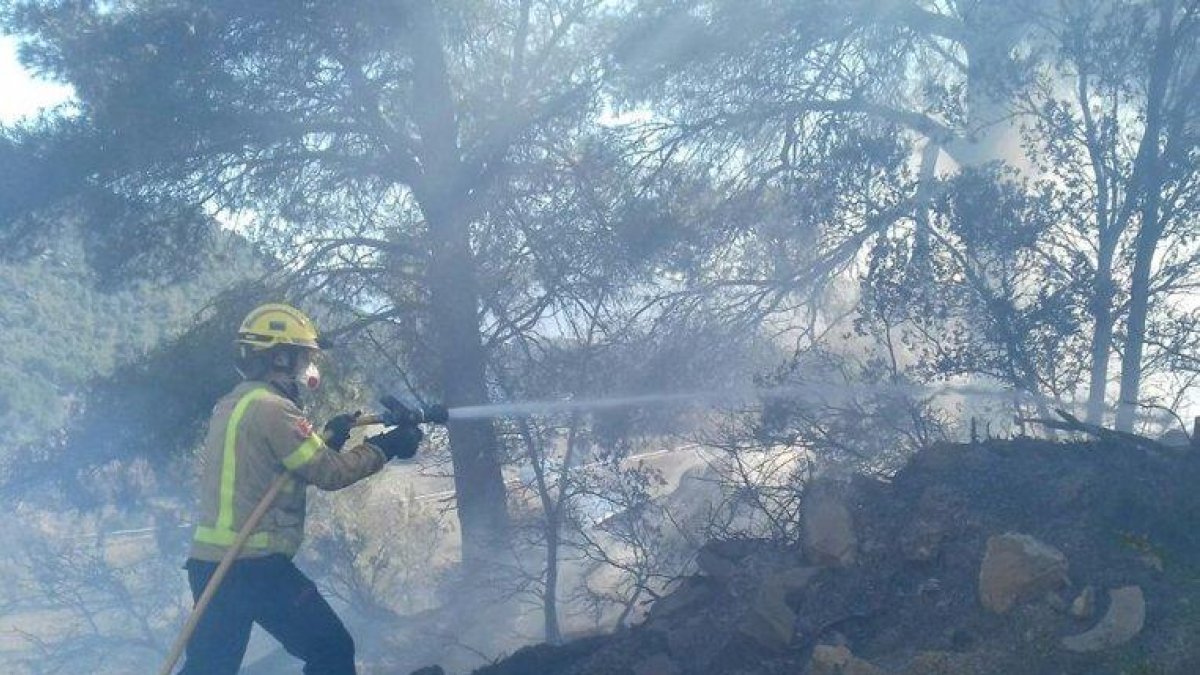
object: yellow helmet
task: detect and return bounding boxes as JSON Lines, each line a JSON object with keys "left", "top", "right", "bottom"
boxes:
{"left": 235, "top": 303, "right": 321, "bottom": 352}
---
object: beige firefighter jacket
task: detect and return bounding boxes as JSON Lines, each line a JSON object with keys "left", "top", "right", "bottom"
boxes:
{"left": 188, "top": 380, "right": 387, "bottom": 562}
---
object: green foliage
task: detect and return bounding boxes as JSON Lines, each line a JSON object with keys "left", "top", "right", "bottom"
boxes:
{"left": 0, "top": 225, "right": 263, "bottom": 493}
{"left": 858, "top": 167, "right": 1090, "bottom": 398}
{"left": 0, "top": 240, "right": 164, "bottom": 447}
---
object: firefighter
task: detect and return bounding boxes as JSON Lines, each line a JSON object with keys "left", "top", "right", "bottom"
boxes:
{"left": 180, "top": 303, "right": 422, "bottom": 675}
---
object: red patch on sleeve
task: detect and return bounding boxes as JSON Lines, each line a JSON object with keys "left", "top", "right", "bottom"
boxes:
{"left": 295, "top": 418, "right": 314, "bottom": 438}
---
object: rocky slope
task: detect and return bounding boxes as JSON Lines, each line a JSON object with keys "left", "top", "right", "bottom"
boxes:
{"left": 461, "top": 436, "right": 1200, "bottom": 675}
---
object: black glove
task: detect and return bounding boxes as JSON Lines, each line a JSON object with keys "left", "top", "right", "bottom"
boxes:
{"left": 424, "top": 404, "right": 449, "bottom": 424}
{"left": 368, "top": 424, "right": 424, "bottom": 460}
{"left": 323, "top": 411, "right": 361, "bottom": 452}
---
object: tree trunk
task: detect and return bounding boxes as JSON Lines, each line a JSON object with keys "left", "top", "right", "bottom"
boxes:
{"left": 1085, "top": 243, "right": 1117, "bottom": 425}
{"left": 543, "top": 515, "right": 562, "bottom": 644}
{"left": 410, "top": 0, "right": 509, "bottom": 566}
{"left": 1116, "top": 0, "right": 1175, "bottom": 432}
{"left": 1076, "top": 52, "right": 1124, "bottom": 427}
{"left": 1116, "top": 200, "right": 1165, "bottom": 432}
{"left": 543, "top": 414, "right": 583, "bottom": 644}
{"left": 425, "top": 210, "right": 511, "bottom": 565}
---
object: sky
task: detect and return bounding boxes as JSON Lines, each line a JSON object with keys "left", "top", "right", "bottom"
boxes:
{"left": 0, "top": 35, "right": 73, "bottom": 124}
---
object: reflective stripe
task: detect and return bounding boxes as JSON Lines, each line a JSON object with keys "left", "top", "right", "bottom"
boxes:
{"left": 217, "top": 387, "right": 270, "bottom": 531}
{"left": 194, "top": 386, "right": 270, "bottom": 548}
{"left": 282, "top": 434, "right": 323, "bottom": 470}
{"left": 193, "top": 526, "right": 272, "bottom": 548}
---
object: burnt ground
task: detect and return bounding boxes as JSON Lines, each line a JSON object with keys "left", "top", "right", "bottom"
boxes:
{"left": 422, "top": 438, "right": 1200, "bottom": 675}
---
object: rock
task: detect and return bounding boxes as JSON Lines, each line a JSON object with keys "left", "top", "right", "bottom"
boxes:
{"left": 809, "top": 644, "right": 886, "bottom": 675}
{"left": 810, "top": 644, "right": 850, "bottom": 674}
{"left": 408, "top": 668, "right": 445, "bottom": 675}
{"left": 696, "top": 547, "right": 739, "bottom": 582}
{"left": 803, "top": 484, "right": 858, "bottom": 567}
{"left": 1061, "top": 586, "right": 1145, "bottom": 652}
{"left": 645, "top": 576, "right": 715, "bottom": 624}
{"left": 737, "top": 598, "right": 794, "bottom": 652}
{"left": 648, "top": 565, "right": 818, "bottom": 669}
{"left": 632, "top": 653, "right": 680, "bottom": 675}
{"left": 899, "top": 486, "right": 967, "bottom": 561}
{"left": 695, "top": 539, "right": 754, "bottom": 582}
{"left": 978, "top": 533, "right": 1069, "bottom": 613}
{"left": 1070, "top": 586, "right": 1095, "bottom": 619}
{"left": 771, "top": 565, "right": 822, "bottom": 595}
{"left": 736, "top": 566, "right": 820, "bottom": 651}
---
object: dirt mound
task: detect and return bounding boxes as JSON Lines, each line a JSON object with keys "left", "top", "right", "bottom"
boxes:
{"left": 454, "top": 438, "right": 1200, "bottom": 675}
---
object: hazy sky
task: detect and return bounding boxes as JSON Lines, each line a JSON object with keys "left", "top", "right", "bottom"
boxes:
{"left": 1, "top": 35, "right": 73, "bottom": 124}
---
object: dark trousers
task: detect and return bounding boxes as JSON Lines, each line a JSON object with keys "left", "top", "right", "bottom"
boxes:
{"left": 179, "top": 555, "right": 356, "bottom": 675}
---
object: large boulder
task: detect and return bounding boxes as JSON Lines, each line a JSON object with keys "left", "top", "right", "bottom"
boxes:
{"left": 736, "top": 566, "right": 820, "bottom": 651}
{"left": 1061, "top": 586, "right": 1146, "bottom": 653}
{"left": 644, "top": 576, "right": 717, "bottom": 625}
{"left": 639, "top": 563, "right": 819, "bottom": 671}
{"left": 695, "top": 539, "right": 762, "bottom": 583}
{"left": 803, "top": 483, "right": 858, "bottom": 567}
{"left": 978, "top": 533, "right": 1069, "bottom": 613}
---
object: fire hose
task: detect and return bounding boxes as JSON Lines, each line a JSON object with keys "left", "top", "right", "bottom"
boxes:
{"left": 157, "top": 398, "right": 449, "bottom": 675}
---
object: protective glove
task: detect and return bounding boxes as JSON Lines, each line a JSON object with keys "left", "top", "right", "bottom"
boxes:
{"left": 322, "top": 411, "right": 361, "bottom": 452}
{"left": 368, "top": 424, "right": 424, "bottom": 460}
{"left": 424, "top": 403, "right": 450, "bottom": 424}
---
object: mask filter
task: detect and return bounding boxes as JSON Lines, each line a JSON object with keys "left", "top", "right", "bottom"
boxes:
{"left": 299, "top": 362, "right": 321, "bottom": 391}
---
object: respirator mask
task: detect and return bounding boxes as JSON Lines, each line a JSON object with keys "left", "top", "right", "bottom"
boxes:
{"left": 271, "top": 348, "right": 322, "bottom": 396}
{"left": 298, "top": 359, "right": 321, "bottom": 392}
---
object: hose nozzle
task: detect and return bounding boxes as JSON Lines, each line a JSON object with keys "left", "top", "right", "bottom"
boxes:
{"left": 349, "top": 396, "right": 449, "bottom": 429}
{"left": 379, "top": 395, "right": 449, "bottom": 426}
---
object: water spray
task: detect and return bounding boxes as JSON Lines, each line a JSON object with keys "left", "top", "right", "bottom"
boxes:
{"left": 445, "top": 391, "right": 721, "bottom": 420}
{"left": 438, "top": 381, "right": 1055, "bottom": 422}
